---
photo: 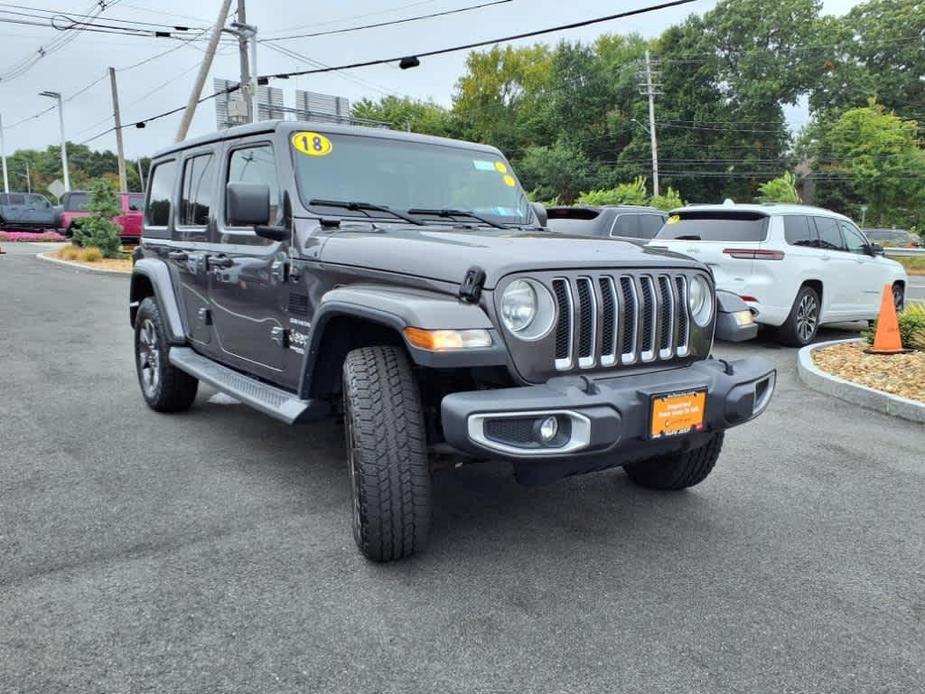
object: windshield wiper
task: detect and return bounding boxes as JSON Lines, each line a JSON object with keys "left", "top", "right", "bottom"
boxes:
{"left": 309, "top": 199, "right": 425, "bottom": 226}
{"left": 407, "top": 207, "right": 507, "bottom": 230}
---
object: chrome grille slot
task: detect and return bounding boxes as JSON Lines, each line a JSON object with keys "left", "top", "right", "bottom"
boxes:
{"left": 552, "top": 279, "right": 573, "bottom": 370}
{"left": 619, "top": 276, "right": 638, "bottom": 364}
{"left": 575, "top": 277, "right": 596, "bottom": 369}
{"left": 657, "top": 275, "right": 674, "bottom": 358}
{"left": 675, "top": 276, "right": 690, "bottom": 357}
{"left": 599, "top": 277, "right": 618, "bottom": 367}
{"left": 639, "top": 275, "right": 657, "bottom": 361}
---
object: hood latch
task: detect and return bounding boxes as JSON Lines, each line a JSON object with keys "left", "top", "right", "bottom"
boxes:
{"left": 458, "top": 266, "right": 486, "bottom": 304}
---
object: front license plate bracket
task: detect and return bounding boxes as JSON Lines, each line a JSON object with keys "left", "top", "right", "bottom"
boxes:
{"left": 649, "top": 389, "right": 707, "bottom": 439}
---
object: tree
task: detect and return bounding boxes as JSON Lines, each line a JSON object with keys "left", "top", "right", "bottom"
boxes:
{"left": 352, "top": 96, "right": 457, "bottom": 137}
{"left": 649, "top": 186, "right": 685, "bottom": 211}
{"left": 578, "top": 177, "right": 649, "bottom": 206}
{"left": 516, "top": 141, "right": 599, "bottom": 204}
{"left": 810, "top": 103, "right": 925, "bottom": 230}
{"left": 73, "top": 179, "right": 122, "bottom": 258}
{"left": 756, "top": 172, "right": 801, "bottom": 203}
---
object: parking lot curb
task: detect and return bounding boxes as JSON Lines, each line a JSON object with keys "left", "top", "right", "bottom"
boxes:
{"left": 798, "top": 339, "right": 925, "bottom": 424}
{"left": 36, "top": 251, "right": 130, "bottom": 276}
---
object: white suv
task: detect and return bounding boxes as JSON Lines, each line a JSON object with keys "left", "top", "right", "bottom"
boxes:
{"left": 648, "top": 203, "right": 908, "bottom": 346}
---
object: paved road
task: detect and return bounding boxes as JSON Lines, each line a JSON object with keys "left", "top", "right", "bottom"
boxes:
{"left": 2, "top": 244, "right": 924, "bottom": 694}
{"left": 906, "top": 276, "right": 925, "bottom": 303}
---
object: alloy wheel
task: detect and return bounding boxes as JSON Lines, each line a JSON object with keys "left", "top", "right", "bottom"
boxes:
{"left": 796, "top": 294, "right": 818, "bottom": 344}
{"left": 137, "top": 318, "right": 161, "bottom": 398}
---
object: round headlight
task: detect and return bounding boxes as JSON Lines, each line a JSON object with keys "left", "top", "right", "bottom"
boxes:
{"left": 688, "top": 275, "right": 714, "bottom": 326}
{"left": 500, "top": 279, "right": 556, "bottom": 340}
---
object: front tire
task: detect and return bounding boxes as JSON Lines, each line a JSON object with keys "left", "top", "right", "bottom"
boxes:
{"left": 134, "top": 297, "right": 198, "bottom": 412}
{"left": 624, "top": 432, "right": 724, "bottom": 490}
{"left": 777, "top": 285, "right": 820, "bottom": 347}
{"left": 342, "top": 345, "right": 431, "bottom": 562}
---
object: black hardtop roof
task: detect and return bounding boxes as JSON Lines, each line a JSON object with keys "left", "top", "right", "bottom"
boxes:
{"left": 151, "top": 120, "right": 503, "bottom": 160}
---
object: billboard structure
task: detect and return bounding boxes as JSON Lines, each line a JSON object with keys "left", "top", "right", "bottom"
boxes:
{"left": 215, "top": 80, "right": 387, "bottom": 130}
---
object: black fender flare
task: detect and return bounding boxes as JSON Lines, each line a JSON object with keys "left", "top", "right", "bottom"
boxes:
{"left": 297, "top": 284, "right": 508, "bottom": 398}
{"left": 130, "top": 258, "right": 186, "bottom": 344}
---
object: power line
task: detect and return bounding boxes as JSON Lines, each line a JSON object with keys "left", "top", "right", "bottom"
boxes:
{"left": 274, "top": 0, "right": 447, "bottom": 35}
{"left": 263, "top": 0, "right": 512, "bottom": 41}
{"left": 260, "top": 0, "right": 699, "bottom": 81}
{"left": 0, "top": 3, "right": 206, "bottom": 31}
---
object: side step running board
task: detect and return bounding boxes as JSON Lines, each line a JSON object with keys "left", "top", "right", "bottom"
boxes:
{"left": 169, "top": 347, "right": 328, "bottom": 424}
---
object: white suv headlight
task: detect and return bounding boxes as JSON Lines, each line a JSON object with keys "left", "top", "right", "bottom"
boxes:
{"left": 689, "top": 275, "right": 714, "bottom": 326}
{"left": 500, "top": 279, "right": 556, "bottom": 340}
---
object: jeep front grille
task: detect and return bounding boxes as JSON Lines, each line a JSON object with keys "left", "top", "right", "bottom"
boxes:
{"left": 550, "top": 273, "right": 692, "bottom": 371}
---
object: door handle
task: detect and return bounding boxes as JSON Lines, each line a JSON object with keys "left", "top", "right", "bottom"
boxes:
{"left": 207, "top": 255, "right": 234, "bottom": 269}
{"left": 167, "top": 251, "right": 188, "bottom": 261}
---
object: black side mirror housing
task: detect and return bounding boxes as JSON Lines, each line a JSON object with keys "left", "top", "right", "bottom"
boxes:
{"left": 531, "top": 202, "right": 548, "bottom": 227}
{"left": 869, "top": 243, "right": 885, "bottom": 256}
{"left": 226, "top": 182, "right": 271, "bottom": 227}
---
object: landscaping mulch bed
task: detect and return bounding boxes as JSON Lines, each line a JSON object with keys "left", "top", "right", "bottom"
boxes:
{"left": 812, "top": 341, "right": 925, "bottom": 403}
{"left": 51, "top": 247, "right": 132, "bottom": 273}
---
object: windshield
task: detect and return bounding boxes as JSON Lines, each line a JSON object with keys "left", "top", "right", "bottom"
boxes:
{"left": 128, "top": 194, "right": 145, "bottom": 211}
{"left": 64, "top": 193, "right": 90, "bottom": 211}
{"left": 655, "top": 213, "right": 769, "bottom": 242}
{"left": 290, "top": 131, "right": 531, "bottom": 225}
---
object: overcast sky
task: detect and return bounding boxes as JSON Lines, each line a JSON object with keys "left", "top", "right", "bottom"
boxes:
{"left": 0, "top": 0, "right": 859, "bottom": 164}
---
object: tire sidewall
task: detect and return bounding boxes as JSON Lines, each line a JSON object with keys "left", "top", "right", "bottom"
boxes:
{"left": 134, "top": 298, "right": 167, "bottom": 406}
{"left": 787, "top": 286, "right": 820, "bottom": 346}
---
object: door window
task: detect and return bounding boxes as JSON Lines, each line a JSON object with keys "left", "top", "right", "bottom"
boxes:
{"left": 840, "top": 222, "right": 868, "bottom": 255}
{"left": 179, "top": 153, "right": 216, "bottom": 227}
{"left": 146, "top": 160, "right": 177, "bottom": 227}
{"left": 812, "top": 217, "right": 846, "bottom": 251}
{"left": 783, "top": 215, "right": 817, "bottom": 247}
{"left": 226, "top": 145, "right": 280, "bottom": 226}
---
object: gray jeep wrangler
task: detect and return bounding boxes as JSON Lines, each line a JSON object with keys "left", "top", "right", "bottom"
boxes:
{"left": 130, "top": 121, "right": 776, "bottom": 561}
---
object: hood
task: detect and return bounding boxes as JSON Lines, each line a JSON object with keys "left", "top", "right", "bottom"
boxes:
{"left": 301, "top": 222, "right": 702, "bottom": 289}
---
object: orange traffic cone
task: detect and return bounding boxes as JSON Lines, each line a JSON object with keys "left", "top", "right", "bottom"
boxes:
{"left": 865, "top": 284, "right": 907, "bottom": 354}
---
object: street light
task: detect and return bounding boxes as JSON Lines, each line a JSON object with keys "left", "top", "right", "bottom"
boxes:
{"left": 39, "top": 90, "right": 70, "bottom": 192}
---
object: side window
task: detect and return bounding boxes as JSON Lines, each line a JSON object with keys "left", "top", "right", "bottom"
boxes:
{"left": 638, "top": 214, "right": 666, "bottom": 239}
{"left": 813, "top": 216, "right": 846, "bottom": 251}
{"left": 783, "top": 215, "right": 816, "bottom": 247}
{"left": 179, "top": 153, "right": 216, "bottom": 227}
{"left": 227, "top": 144, "right": 280, "bottom": 226}
{"left": 841, "top": 222, "right": 868, "bottom": 255}
{"left": 611, "top": 215, "right": 640, "bottom": 238}
{"left": 146, "top": 160, "right": 178, "bottom": 227}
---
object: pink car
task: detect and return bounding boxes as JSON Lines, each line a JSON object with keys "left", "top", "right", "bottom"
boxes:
{"left": 58, "top": 191, "right": 145, "bottom": 240}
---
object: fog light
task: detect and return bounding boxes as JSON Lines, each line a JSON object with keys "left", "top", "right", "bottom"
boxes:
{"left": 732, "top": 309, "right": 755, "bottom": 327}
{"left": 538, "top": 416, "right": 559, "bottom": 442}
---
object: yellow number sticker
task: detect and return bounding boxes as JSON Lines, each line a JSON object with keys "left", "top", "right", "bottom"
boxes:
{"left": 292, "top": 131, "right": 333, "bottom": 157}
{"left": 503, "top": 174, "right": 516, "bottom": 187}
{"left": 494, "top": 161, "right": 508, "bottom": 174}
{"left": 666, "top": 214, "right": 680, "bottom": 224}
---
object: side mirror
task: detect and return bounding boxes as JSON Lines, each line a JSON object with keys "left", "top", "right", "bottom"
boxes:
{"left": 226, "top": 182, "right": 271, "bottom": 227}
{"left": 869, "top": 243, "right": 885, "bottom": 256}
{"left": 531, "top": 202, "right": 548, "bottom": 227}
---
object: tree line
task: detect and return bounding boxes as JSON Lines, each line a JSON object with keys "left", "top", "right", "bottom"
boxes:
{"left": 353, "top": 0, "right": 924, "bottom": 231}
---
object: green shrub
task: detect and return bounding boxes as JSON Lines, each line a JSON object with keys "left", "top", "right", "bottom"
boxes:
{"left": 649, "top": 186, "right": 685, "bottom": 211}
{"left": 578, "top": 176, "right": 648, "bottom": 206}
{"left": 756, "top": 172, "right": 801, "bottom": 204}
{"left": 78, "top": 247, "right": 103, "bottom": 263}
{"left": 73, "top": 179, "right": 122, "bottom": 258}
{"left": 863, "top": 302, "right": 925, "bottom": 350}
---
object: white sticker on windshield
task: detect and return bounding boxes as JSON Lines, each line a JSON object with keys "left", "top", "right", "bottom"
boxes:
{"left": 473, "top": 159, "right": 496, "bottom": 171}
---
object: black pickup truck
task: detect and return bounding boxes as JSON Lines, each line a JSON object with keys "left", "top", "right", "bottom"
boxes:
{"left": 129, "top": 122, "right": 776, "bottom": 561}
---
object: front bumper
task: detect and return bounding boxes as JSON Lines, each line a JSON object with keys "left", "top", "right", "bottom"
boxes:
{"left": 441, "top": 357, "right": 775, "bottom": 466}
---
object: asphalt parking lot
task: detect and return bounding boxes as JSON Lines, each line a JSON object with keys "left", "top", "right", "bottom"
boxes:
{"left": 2, "top": 244, "right": 924, "bottom": 694}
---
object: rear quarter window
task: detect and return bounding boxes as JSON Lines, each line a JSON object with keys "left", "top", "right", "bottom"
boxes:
{"left": 655, "top": 212, "right": 769, "bottom": 241}
{"left": 783, "top": 215, "right": 817, "bottom": 247}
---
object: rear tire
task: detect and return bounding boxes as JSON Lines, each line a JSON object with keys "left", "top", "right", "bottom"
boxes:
{"left": 893, "top": 283, "right": 905, "bottom": 314}
{"left": 134, "top": 297, "right": 198, "bottom": 413}
{"left": 342, "top": 345, "right": 431, "bottom": 562}
{"left": 777, "top": 285, "right": 820, "bottom": 347}
{"left": 624, "top": 432, "right": 724, "bottom": 490}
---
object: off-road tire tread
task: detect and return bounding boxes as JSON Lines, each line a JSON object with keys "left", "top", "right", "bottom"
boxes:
{"left": 777, "top": 285, "right": 820, "bottom": 347}
{"left": 625, "top": 432, "right": 724, "bottom": 490}
{"left": 343, "top": 345, "right": 430, "bottom": 562}
{"left": 135, "top": 297, "right": 198, "bottom": 413}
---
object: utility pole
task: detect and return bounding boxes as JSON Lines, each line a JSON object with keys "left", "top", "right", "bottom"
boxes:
{"left": 176, "top": 0, "right": 234, "bottom": 142}
{"left": 109, "top": 67, "right": 128, "bottom": 192}
{"left": 0, "top": 113, "right": 9, "bottom": 194}
{"left": 638, "top": 50, "right": 661, "bottom": 197}
{"left": 235, "top": 0, "right": 253, "bottom": 123}
{"left": 23, "top": 161, "right": 31, "bottom": 193}
{"left": 39, "top": 90, "right": 70, "bottom": 192}
{"left": 137, "top": 159, "right": 146, "bottom": 192}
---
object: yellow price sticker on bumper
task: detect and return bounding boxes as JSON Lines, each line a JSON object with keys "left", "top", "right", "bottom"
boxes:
{"left": 292, "top": 131, "right": 333, "bottom": 157}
